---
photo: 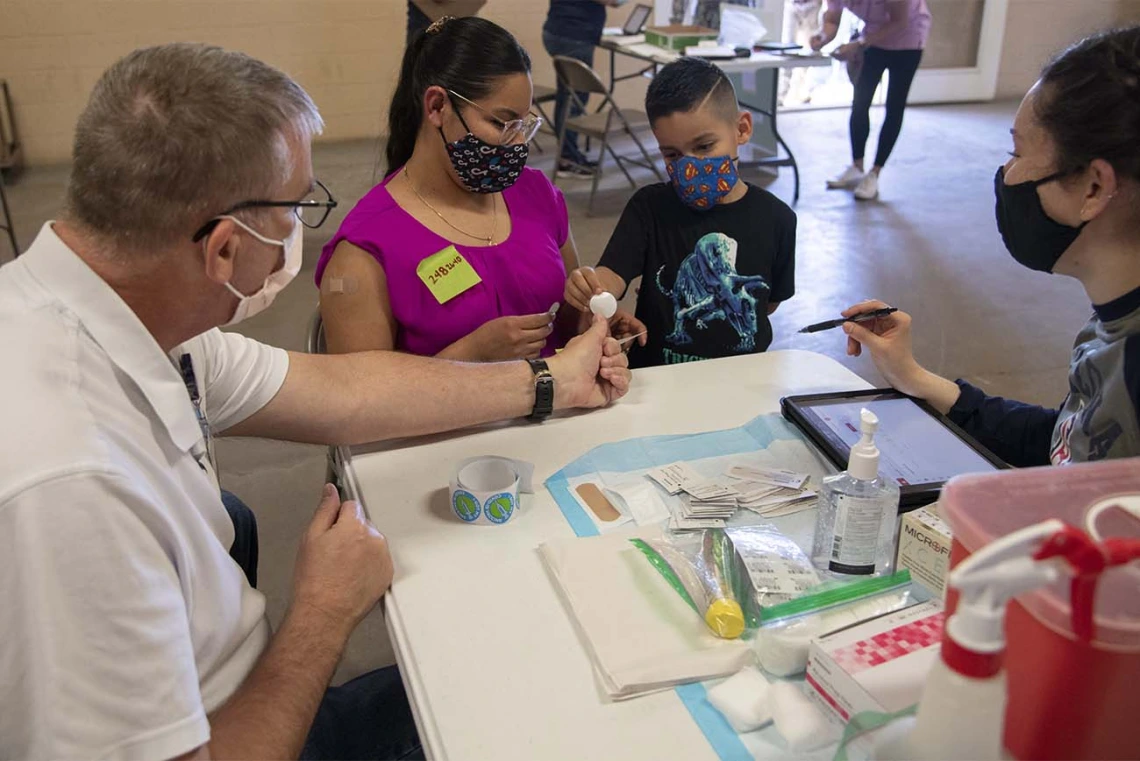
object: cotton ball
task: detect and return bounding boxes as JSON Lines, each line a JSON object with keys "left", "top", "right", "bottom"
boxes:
{"left": 707, "top": 666, "right": 773, "bottom": 733}
{"left": 769, "top": 681, "right": 840, "bottom": 753}
{"left": 589, "top": 292, "right": 617, "bottom": 319}
{"left": 753, "top": 620, "right": 822, "bottom": 677}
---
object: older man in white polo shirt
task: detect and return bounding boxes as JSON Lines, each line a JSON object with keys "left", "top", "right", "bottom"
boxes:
{"left": 0, "top": 43, "right": 630, "bottom": 761}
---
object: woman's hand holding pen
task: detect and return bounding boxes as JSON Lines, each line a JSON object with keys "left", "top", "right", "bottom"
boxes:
{"left": 841, "top": 300, "right": 922, "bottom": 392}
{"left": 841, "top": 300, "right": 962, "bottom": 415}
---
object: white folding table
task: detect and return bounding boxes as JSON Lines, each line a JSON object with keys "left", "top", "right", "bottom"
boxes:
{"left": 340, "top": 350, "right": 870, "bottom": 760}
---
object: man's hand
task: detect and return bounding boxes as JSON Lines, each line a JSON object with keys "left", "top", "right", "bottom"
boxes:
{"left": 549, "top": 315, "right": 632, "bottom": 409}
{"left": 291, "top": 484, "right": 393, "bottom": 641}
{"left": 461, "top": 313, "right": 555, "bottom": 361}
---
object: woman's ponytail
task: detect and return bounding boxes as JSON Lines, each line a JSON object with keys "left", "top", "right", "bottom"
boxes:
{"left": 385, "top": 30, "right": 431, "bottom": 175}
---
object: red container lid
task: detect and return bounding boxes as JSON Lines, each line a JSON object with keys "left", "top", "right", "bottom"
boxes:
{"left": 940, "top": 458, "right": 1140, "bottom": 650}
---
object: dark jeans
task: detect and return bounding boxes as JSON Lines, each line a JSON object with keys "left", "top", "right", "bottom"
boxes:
{"left": 222, "top": 490, "right": 423, "bottom": 760}
{"left": 301, "top": 667, "right": 423, "bottom": 760}
{"left": 850, "top": 47, "right": 923, "bottom": 168}
{"left": 542, "top": 30, "right": 597, "bottom": 165}
{"left": 221, "top": 489, "right": 258, "bottom": 588}
{"left": 407, "top": 1, "right": 431, "bottom": 45}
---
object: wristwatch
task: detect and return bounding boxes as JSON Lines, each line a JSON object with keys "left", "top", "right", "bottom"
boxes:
{"left": 527, "top": 358, "right": 555, "bottom": 421}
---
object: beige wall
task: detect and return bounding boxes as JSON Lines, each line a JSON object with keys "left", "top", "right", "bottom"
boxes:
{"left": 995, "top": 0, "right": 1140, "bottom": 98}
{"left": 5, "top": 0, "right": 1139, "bottom": 164}
{"left": 0, "top": 0, "right": 643, "bottom": 165}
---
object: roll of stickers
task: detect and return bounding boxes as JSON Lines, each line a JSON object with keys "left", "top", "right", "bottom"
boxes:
{"left": 449, "top": 456, "right": 534, "bottom": 525}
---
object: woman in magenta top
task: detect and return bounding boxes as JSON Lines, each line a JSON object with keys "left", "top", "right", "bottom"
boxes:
{"left": 317, "top": 17, "right": 586, "bottom": 360}
{"left": 812, "top": 0, "right": 932, "bottom": 201}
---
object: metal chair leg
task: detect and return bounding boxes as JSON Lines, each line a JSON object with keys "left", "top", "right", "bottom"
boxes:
{"left": 608, "top": 145, "right": 637, "bottom": 189}
{"left": 588, "top": 132, "right": 610, "bottom": 216}
{"left": 0, "top": 172, "right": 17, "bottom": 258}
{"left": 630, "top": 132, "right": 664, "bottom": 182}
{"left": 551, "top": 117, "right": 571, "bottom": 185}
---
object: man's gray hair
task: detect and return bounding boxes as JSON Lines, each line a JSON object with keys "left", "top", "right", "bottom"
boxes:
{"left": 66, "top": 43, "right": 323, "bottom": 252}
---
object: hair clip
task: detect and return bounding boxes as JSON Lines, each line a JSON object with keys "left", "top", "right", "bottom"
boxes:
{"left": 426, "top": 16, "right": 453, "bottom": 35}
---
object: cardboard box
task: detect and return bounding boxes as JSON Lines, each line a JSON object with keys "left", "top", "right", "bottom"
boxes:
{"left": 645, "top": 25, "right": 720, "bottom": 52}
{"left": 806, "top": 602, "right": 943, "bottom": 723}
{"left": 896, "top": 507, "right": 953, "bottom": 597}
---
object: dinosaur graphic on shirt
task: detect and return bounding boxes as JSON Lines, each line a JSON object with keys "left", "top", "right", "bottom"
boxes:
{"left": 655, "top": 232, "right": 769, "bottom": 352}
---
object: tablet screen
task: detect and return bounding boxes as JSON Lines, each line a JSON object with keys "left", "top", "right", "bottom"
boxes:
{"left": 799, "top": 395, "right": 998, "bottom": 486}
{"left": 623, "top": 4, "right": 652, "bottom": 34}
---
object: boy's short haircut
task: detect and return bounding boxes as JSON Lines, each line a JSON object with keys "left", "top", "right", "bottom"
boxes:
{"left": 646, "top": 57, "right": 740, "bottom": 126}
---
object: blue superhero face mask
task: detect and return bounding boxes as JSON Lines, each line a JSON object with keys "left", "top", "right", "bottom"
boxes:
{"left": 667, "top": 155, "right": 740, "bottom": 210}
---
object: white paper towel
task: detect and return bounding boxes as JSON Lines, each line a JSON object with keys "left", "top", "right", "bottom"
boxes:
{"left": 539, "top": 527, "right": 752, "bottom": 700}
{"left": 449, "top": 456, "right": 534, "bottom": 525}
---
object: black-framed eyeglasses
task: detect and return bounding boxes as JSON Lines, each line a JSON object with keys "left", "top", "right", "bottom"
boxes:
{"left": 447, "top": 90, "right": 543, "bottom": 145}
{"left": 191, "top": 178, "right": 338, "bottom": 242}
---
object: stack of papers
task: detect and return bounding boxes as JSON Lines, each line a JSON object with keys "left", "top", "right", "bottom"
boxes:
{"left": 646, "top": 462, "right": 818, "bottom": 530}
{"left": 725, "top": 466, "right": 818, "bottom": 518}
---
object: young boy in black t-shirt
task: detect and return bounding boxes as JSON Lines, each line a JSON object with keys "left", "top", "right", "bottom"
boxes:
{"left": 564, "top": 57, "right": 796, "bottom": 368}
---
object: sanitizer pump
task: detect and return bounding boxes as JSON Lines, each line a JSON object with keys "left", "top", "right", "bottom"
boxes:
{"left": 875, "top": 519, "right": 1098, "bottom": 761}
{"left": 811, "top": 409, "right": 900, "bottom": 576}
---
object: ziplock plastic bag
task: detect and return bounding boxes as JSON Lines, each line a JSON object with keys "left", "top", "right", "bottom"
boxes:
{"left": 631, "top": 525, "right": 819, "bottom": 638}
{"left": 754, "top": 574, "right": 914, "bottom": 677}
{"left": 632, "top": 529, "right": 751, "bottom": 638}
{"left": 632, "top": 526, "right": 913, "bottom": 642}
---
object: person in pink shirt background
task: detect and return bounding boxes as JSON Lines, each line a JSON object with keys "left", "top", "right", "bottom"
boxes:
{"left": 812, "top": 0, "right": 932, "bottom": 201}
{"left": 317, "top": 16, "right": 645, "bottom": 361}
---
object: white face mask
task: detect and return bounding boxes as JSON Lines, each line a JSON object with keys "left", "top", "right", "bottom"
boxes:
{"left": 217, "top": 215, "right": 303, "bottom": 326}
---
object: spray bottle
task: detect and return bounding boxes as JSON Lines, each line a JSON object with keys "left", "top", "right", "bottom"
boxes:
{"left": 874, "top": 519, "right": 1103, "bottom": 760}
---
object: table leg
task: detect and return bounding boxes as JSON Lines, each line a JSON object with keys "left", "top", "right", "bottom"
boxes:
{"left": 765, "top": 68, "right": 800, "bottom": 204}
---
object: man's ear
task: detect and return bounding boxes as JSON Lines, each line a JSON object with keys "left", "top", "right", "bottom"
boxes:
{"left": 202, "top": 219, "right": 241, "bottom": 286}
{"left": 736, "top": 110, "right": 754, "bottom": 146}
{"left": 1080, "top": 158, "right": 1119, "bottom": 223}
{"left": 424, "top": 85, "right": 450, "bottom": 129}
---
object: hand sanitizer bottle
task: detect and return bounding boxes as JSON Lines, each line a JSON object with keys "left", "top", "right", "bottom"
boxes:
{"left": 811, "top": 408, "right": 900, "bottom": 575}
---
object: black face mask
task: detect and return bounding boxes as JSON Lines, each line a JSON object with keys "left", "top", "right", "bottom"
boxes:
{"left": 994, "top": 165, "right": 1086, "bottom": 273}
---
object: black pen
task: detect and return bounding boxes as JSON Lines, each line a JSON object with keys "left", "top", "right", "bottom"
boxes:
{"left": 798, "top": 307, "right": 898, "bottom": 334}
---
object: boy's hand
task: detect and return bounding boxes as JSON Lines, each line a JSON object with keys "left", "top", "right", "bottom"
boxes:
{"left": 610, "top": 310, "right": 648, "bottom": 348}
{"left": 565, "top": 266, "right": 606, "bottom": 312}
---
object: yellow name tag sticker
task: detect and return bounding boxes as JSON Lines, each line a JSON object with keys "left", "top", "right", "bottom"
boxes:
{"left": 416, "top": 246, "right": 482, "bottom": 305}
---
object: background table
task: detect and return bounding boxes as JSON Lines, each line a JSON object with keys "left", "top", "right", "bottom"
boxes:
{"left": 341, "top": 351, "right": 871, "bottom": 761}
{"left": 597, "top": 39, "right": 832, "bottom": 203}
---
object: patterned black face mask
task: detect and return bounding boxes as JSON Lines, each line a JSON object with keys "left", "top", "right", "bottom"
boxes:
{"left": 439, "top": 101, "right": 528, "bottom": 194}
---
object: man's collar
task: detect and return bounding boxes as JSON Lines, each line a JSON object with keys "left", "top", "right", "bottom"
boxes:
{"left": 21, "top": 222, "right": 203, "bottom": 453}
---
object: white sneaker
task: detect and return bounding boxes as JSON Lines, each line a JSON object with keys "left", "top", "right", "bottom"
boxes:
{"left": 854, "top": 172, "right": 879, "bottom": 201}
{"left": 826, "top": 165, "right": 864, "bottom": 189}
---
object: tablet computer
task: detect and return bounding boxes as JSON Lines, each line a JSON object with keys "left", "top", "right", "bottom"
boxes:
{"left": 623, "top": 3, "right": 653, "bottom": 35}
{"left": 781, "top": 389, "right": 1007, "bottom": 509}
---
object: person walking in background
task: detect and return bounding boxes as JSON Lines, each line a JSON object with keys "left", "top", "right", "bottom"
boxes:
{"left": 543, "top": 0, "right": 622, "bottom": 179}
{"left": 812, "top": 0, "right": 931, "bottom": 200}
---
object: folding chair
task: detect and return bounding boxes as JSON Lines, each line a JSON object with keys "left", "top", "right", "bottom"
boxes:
{"left": 531, "top": 83, "right": 559, "bottom": 154}
{"left": 550, "top": 56, "right": 664, "bottom": 215}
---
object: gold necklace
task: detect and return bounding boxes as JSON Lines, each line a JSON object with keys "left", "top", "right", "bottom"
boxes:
{"left": 404, "top": 166, "right": 497, "bottom": 245}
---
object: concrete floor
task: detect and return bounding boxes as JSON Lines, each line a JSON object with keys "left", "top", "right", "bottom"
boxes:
{"left": 0, "top": 100, "right": 1092, "bottom": 681}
